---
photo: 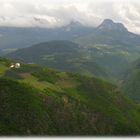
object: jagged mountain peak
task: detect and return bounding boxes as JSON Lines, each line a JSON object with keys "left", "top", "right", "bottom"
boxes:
{"left": 102, "top": 19, "right": 114, "bottom": 24}
{"left": 97, "top": 19, "right": 128, "bottom": 32}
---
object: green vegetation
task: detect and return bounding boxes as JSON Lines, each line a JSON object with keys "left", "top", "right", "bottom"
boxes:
{"left": 1, "top": 58, "right": 140, "bottom": 135}
{"left": 6, "top": 40, "right": 109, "bottom": 80}
{"left": 123, "top": 70, "right": 140, "bottom": 102}
{"left": 0, "top": 78, "right": 50, "bottom": 135}
{"left": 122, "top": 58, "right": 140, "bottom": 102}
{"left": 1, "top": 19, "right": 140, "bottom": 136}
{"left": 6, "top": 40, "right": 140, "bottom": 83}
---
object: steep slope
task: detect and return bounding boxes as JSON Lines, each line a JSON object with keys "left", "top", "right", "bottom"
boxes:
{"left": 0, "top": 78, "right": 51, "bottom": 135}
{"left": 1, "top": 58, "right": 140, "bottom": 135}
{"left": 122, "top": 58, "right": 140, "bottom": 102}
{"left": 6, "top": 40, "right": 109, "bottom": 80}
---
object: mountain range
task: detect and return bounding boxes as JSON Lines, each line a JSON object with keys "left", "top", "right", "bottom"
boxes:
{"left": 6, "top": 19, "right": 140, "bottom": 81}
{"left": 1, "top": 19, "right": 140, "bottom": 135}
{"left": 1, "top": 19, "right": 140, "bottom": 53}
{"left": 0, "top": 21, "right": 94, "bottom": 54}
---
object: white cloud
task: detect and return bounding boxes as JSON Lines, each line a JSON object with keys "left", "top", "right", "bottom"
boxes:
{"left": 0, "top": 0, "right": 140, "bottom": 33}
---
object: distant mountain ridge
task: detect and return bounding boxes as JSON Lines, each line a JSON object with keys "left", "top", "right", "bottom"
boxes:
{"left": 4, "top": 19, "right": 140, "bottom": 81}
{"left": 1, "top": 19, "right": 140, "bottom": 54}
{"left": 0, "top": 21, "right": 94, "bottom": 53}
{"left": 76, "top": 19, "right": 140, "bottom": 47}
{"left": 97, "top": 19, "right": 128, "bottom": 32}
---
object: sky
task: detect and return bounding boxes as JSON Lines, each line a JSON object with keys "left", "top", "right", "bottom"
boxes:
{"left": 0, "top": 0, "right": 140, "bottom": 33}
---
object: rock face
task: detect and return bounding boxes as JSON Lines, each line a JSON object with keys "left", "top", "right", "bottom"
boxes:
{"left": 97, "top": 19, "right": 128, "bottom": 32}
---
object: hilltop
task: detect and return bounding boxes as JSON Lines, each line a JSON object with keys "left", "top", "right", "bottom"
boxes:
{"left": 6, "top": 40, "right": 109, "bottom": 80}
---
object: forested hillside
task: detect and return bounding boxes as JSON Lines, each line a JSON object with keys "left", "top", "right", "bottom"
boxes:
{"left": 1, "top": 58, "right": 140, "bottom": 135}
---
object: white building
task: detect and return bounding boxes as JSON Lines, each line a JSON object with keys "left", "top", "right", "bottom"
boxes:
{"left": 10, "top": 63, "right": 21, "bottom": 68}
{"left": 10, "top": 64, "right": 15, "bottom": 68}
{"left": 15, "top": 63, "right": 21, "bottom": 68}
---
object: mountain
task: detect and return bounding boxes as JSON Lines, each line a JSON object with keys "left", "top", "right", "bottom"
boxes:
{"left": 1, "top": 19, "right": 140, "bottom": 54}
{"left": 4, "top": 19, "right": 140, "bottom": 81}
{"left": 75, "top": 19, "right": 140, "bottom": 80}
{"left": 97, "top": 19, "right": 128, "bottom": 32}
{"left": 1, "top": 57, "right": 140, "bottom": 135}
{"left": 6, "top": 40, "right": 109, "bottom": 80}
{"left": 76, "top": 19, "right": 140, "bottom": 47}
{"left": 0, "top": 22, "right": 94, "bottom": 54}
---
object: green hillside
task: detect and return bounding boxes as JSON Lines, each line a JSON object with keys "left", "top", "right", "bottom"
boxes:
{"left": 6, "top": 40, "right": 109, "bottom": 80}
{"left": 122, "top": 58, "right": 140, "bottom": 102}
{"left": 1, "top": 57, "right": 140, "bottom": 135}
{"left": 75, "top": 19, "right": 140, "bottom": 80}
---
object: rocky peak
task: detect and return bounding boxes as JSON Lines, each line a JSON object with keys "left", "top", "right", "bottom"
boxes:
{"left": 97, "top": 19, "right": 128, "bottom": 32}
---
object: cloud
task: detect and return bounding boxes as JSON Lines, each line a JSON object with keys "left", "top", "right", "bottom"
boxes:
{"left": 0, "top": 0, "right": 140, "bottom": 33}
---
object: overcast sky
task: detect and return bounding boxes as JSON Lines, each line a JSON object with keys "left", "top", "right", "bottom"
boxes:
{"left": 0, "top": 0, "right": 140, "bottom": 33}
